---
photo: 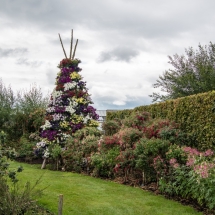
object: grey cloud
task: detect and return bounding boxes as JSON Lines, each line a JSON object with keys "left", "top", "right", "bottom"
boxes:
{"left": 2, "top": 0, "right": 215, "bottom": 40}
{"left": 16, "top": 58, "right": 43, "bottom": 67}
{"left": 98, "top": 47, "right": 139, "bottom": 62}
{"left": 0, "top": 48, "right": 28, "bottom": 58}
{"left": 46, "top": 69, "right": 56, "bottom": 85}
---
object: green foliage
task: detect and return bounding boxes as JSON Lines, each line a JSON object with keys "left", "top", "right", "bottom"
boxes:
{"left": 61, "top": 133, "right": 100, "bottom": 173}
{"left": 107, "top": 91, "right": 215, "bottom": 150}
{"left": 0, "top": 142, "right": 48, "bottom": 215}
{"left": 16, "top": 136, "right": 37, "bottom": 162}
{"left": 0, "top": 177, "right": 45, "bottom": 215}
{"left": 106, "top": 109, "right": 133, "bottom": 121}
{"left": 159, "top": 146, "right": 215, "bottom": 213}
{"left": 0, "top": 79, "right": 15, "bottom": 127}
{"left": 122, "top": 111, "right": 151, "bottom": 130}
{"left": 150, "top": 42, "right": 215, "bottom": 102}
{"left": 134, "top": 138, "right": 170, "bottom": 182}
{"left": 102, "top": 119, "right": 121, "bottom": 135}
{"left": 0, "top": 130, "right": 6, "bottom": 145}
{"left": 166, "top": 144, "right": 188, "bottom": 165}
{"left": 91, "top": 147, "right": 120, "bottom": 178}
{"left": 117, "top": 127, "right": 143, "bottom": 149}
{"left": 16, "top": 83, "right": 48, "bottom": 114}
{"left": 0, "top": 80, "right": 48, "bottom": 144}
{"left": 72, "top": 126, "right": 102, "bottom": 140}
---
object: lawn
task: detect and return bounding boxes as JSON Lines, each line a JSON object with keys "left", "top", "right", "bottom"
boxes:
{"left": 10, "top": 161, "right": 202, "bottom": 215}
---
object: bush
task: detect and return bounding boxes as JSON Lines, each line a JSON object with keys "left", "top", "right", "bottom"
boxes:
{"left": 16, "top": 136, "right": 38, "bottom": 162}
{"left": 116, "top": 127, "right": 143, "bottom": 149}
{"left": 91, "top": 146, "right": 120, "bottom": 178}
{"left": 102, "top": 120, "right": 121, "bottom": 135}
{"left": 134, "top": 138, "right": 170, "bottom": 183}
{"left": 122, "top": 111, "right": 151, "bottom": 130}
{"left": 0, "top": 144, "right": 47, "bottom": 215}
{"left": 61, "top": 134, "right": 100, "bottom": 173}
{"left": 159, "top": 146, "right": 215, "bottom": 212}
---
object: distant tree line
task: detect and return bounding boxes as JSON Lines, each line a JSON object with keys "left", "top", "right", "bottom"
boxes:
{"left": 0, "top": 78, "right": 49, "bottom": 142}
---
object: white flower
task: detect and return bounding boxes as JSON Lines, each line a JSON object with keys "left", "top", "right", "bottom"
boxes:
{"left": 64, "top": 82, "right": 76, "bottom": 91}
{"left": 72, "top": 100, "right": 78, "bottom": 107}
{"left": 41, "top": 120, "right": 52, "bottom": 129}
{"left": 43, "top": 148, "right": 50, "bottom": 158}
{"left": 61, "top": 133, "right": 71, "bottom": 140}
{"left": 50, "top": 97, "right": 61, "bottom": 106}
{"left": 52, "top": 89, "right": 63, "bottom": 99}
{"left": 46, "top": 107, "right": 55, "bottom": 113}
{"left": 36, "top": 141, "right": 46, "bottom": 148}
{"left": 65, "top": 106, "right": 75, "bottom": 114}
{"left": 53, "top": 113, "right": 61, "bottom": 121}
{"left": 83, "top": 114, "right": 90, "bottom": 123}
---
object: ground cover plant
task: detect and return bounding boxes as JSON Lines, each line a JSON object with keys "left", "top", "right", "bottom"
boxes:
{"left": 10, "top": 161, "right": 202, "bottom": 215}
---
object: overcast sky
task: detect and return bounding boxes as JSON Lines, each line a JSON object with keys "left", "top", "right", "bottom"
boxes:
{"left": 1, "top": 0, "right": 215, "bottom": 110}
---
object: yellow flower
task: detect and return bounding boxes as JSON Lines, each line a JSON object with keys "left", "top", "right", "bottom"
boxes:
{"left": 70, "top": 72, "right": 81, "bottom": 80}
{"left": 75, "top": 97, "right": 86, "bottom": 104}
{"left": 60, "top": 121, "right": 69, "bottom": 129}
{"left": 71, "top": 114, "right": 84, "bottom": 123}
{"left": 87, "top": 119, "right": 99, "bottom": 127}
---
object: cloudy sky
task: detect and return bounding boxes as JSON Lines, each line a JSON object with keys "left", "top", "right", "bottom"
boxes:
{"left": 1, "top": 0, "right": 215, "bottom": 110}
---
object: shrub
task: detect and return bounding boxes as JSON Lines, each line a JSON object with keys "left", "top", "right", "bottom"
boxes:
{"left": 61, "top": 134, "right": 100, "bottom": 173}
{"left": 159, "top": 146, "right": 215, "bottom": 212}
{"left": 0, "top": 143, "right": 47, "bottom": 215}
{"left": 122, "top": 111, "right": 151, "bottom": 130}
{"left": 135, "top": 138, "right": 170, "bottom": 183}
{"left": 16, "top": 136, "right": 38, "bottom": 162}
{"left": 116, "top": 127, "right": 143, "bottom": 149}
{"left": 102, "top": 120, "right": 121, "bottom": 135}
{"left": 91, "top": 146, "right": 120, "bottom": 178}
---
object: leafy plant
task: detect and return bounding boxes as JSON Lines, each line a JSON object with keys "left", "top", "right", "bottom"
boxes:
{"left": 91, "top": 146, "right": 120, "bottom": 178}
{"left": 135, "top": 138, "right": 170, "bottom": 183}
{"left": 102, "top": 119, "right": 121, "bottom": 135}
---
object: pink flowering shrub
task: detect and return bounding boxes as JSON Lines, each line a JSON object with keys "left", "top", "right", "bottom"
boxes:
{"left": 159, "top": 146, "right": 215, "bottom": 211}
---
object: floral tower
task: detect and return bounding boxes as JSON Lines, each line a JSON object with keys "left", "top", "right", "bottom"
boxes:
{"left": 36, "top": 30, "right": 99, "bottom": 168}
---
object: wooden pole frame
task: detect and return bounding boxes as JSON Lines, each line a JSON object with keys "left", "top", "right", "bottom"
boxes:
{"left": 58, "top": 29, "right": 79, "bottom": 59}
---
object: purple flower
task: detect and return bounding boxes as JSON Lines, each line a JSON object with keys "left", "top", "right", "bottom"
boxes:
{"left": 40, "top": 130, "right": 58, "bottom": 141}
{"left": 61, "top": 67, "right": 73, "bottom": 75}
{"left": 55, "top": 106, "right": 66, "bottom": 113}
{"left": 58, "top": 76, "right": 71, "bottom": 83}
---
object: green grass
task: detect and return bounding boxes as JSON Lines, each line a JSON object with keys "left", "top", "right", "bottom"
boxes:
{"left": 10, "top": 161, "right": 202, "bottom": 215}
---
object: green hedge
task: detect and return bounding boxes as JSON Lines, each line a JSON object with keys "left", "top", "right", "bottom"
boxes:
{"left": 107, "top": 91, "right": 215, "bottom": 150}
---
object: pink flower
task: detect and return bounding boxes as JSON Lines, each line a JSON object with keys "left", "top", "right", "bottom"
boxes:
{"left": 193, "top": 162, "right": 215, "bottom": 179}
{"left": 204, "top": 149, "right": 214, "bottom": 157}
{"left": 186, "top": 157, "right": 195, "bottom": 166}
{"left": 169, "top": 158, "right": 177, "bottom": 165}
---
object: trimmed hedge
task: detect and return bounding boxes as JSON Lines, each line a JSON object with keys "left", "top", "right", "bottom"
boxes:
{"left": 107, "top": 91, "right": 215, "bottom": 150}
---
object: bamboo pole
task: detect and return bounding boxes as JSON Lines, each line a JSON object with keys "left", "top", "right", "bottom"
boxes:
{"left": 41, "top": 158, "right": 46, "bottom": 169}
{"left": 58, "top": 33, "right": 68, "bottom": 59}
{"left": 58, "top": 194, "right": 63, "bottom": 215}
{"left": 69, "top": 29, "right": 73, "bottom": 59}
{"left": 72, "top": 39, "right": 78, "bottom": 59}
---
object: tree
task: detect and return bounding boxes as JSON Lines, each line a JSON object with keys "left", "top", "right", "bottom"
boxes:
{"left": 0, "top": 78, "right": 15, "bottom": 130}
{"left": 150, "top": 42, "right": 215, "bottom": 102}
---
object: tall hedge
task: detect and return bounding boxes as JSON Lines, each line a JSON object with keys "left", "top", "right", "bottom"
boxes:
{"left": 107, "top": 91, "right": 215, "bottom": 150}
